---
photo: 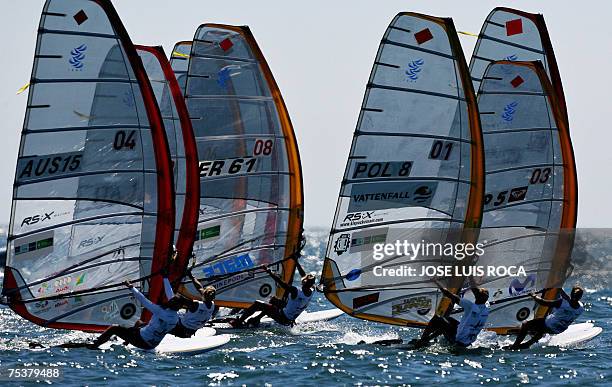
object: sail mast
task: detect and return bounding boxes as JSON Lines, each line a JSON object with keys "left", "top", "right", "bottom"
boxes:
{"left": 136, "top": 45, "right": 200, "bottom": 286}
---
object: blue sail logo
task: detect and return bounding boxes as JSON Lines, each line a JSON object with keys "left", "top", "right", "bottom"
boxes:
{"left": 217, "top": 66, "right": 231, "bottom": 88}
{"left": 504, "top": 54, "right": 518, "bottom": 61}
{"left": 405, "top": 59, "right": 425, "bottom": 82}
{"left": 502, "top": 101, "right": 518, "bottom": 122}
{"left": 69, "top": 44, "right": 87, "bottom": 70}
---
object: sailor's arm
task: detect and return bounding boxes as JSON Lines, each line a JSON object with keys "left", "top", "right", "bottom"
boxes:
{"left": 295, "top": 260, "right": 306, "bottom": 278}
{"left": 162, "top": 277, "right": 174, "bottom": 300}
{"left": 530, "top": 292, "right": 562, "bottom": 308}
{"left": 433, "top": 279, "right": 461, "bottom": 304}
{"left": 188, "top": 270, "right": 205, "bottom": 294}
{"left": 264, "top": 267, "right": 291, "bottom": 291}
{"left": 125, "top": 281, "right": 163, "bottom": 314}
{"left": 559, "top": 288, "right": 571, "bottom": 301}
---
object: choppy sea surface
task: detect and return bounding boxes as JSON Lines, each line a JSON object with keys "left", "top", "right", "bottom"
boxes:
{"left": 0, "top": 229, "right": 610, "bottom": 386}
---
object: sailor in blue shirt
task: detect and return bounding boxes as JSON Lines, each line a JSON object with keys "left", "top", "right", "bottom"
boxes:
{"left": 88, "top": 278, "right": 182, "bottom": 350}
{"left": 169, "top": 269, "right": 218, "bottom": 338}
{"left": 230, "top": 262, "right": 315, "bottom": 328}
{"left": 414, "top": 280, "right": 489, "bottom": 348}
{"left": 509, "top": 286, "right": 584, "bottom": 349}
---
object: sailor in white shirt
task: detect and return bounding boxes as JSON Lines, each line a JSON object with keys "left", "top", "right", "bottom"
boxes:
{"left": 89, "top": 278, "right": 181, "bottom": 350}
{"left": 169, "top": 270, "right": 217, "bottom": 338}
{"left": 414, "top": 280, "right": 489, "bottom": 348}
{"left": 509, "top": 286, "right": 584, "bottom": 349}
{"left": 230, "top": 262, "right": 315, "bottom": 328}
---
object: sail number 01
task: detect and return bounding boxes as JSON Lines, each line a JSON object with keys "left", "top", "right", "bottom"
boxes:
{"left": 429, "top": 140, "right": 453, "bottom": 160}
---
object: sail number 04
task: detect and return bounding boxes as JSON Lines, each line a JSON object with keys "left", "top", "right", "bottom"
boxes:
{"left": 113, "top": 130, "right": 137, "bottom": 150}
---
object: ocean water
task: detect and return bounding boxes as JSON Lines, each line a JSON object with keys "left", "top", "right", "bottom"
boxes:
{"left": 0, "top": 229, "right": 610, "bottom": 386}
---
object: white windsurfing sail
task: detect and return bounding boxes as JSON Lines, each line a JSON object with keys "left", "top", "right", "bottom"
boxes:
{"left": 170, "top": 41, "right": 192, "bottom": 94}
{"left": 321, "top": 13, "right": 484, "bottom": 326}
{"left": 1, "top": 0, "right": 174, "bottom": 331}
{"left": 469, "top": 7, "right": 577, "bottom": 332}
{"left": 181, "top": 25, "right": 304, "bottom": 308}
{"left": 137, "top": 45, "right": 200, "bottom": 284}
{"left": 469, "top": 7, "right": 569, "bottom": 123}
{"left": 474, "top": 60, "right": 577, "bottom": 333}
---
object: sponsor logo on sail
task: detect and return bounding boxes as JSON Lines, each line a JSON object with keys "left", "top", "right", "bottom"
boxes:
{"left": 20, "top": 212, "right": 54, "bottom": 227}
{"left": 502, "top": 101, "right": 518, "bottom": 122}
{"left": 78, "top": 236, "right": 104, "bottom": 249}
{"left": 504, "top": 54, "right": 518, "bottom": 61}
{"left": 405, "top": 59, "right": 425, "bottom": 82}
{"left": 101, "top": 300, "right": 120, "bottom": 322}
{"left": 348, "top": 182, "right": 437, "bottom": 212}
{"left": 350, "top": 232, "right": 387, "bottom": 254}
{"left": 352, "top": 292, "right": 380, "bottom": 309}
{"left": 392, "top": 295, "right": 432, "bottom": 316}
{"left": 15, "top": 234, "right": 54, "bottom": 257}
{"left": 340, "top": 211, "right": 385, "bottom": 227}
{"left": 508, "top": 274, "right": 536, "bottom": 296}
{"left": 69, "top": 44, "right": 87, "bottom": 70}
{"left": 122, "top": 89, "right": 135, "bottom": 108}
{"left": 333, "top": 234, "right": 351, "bottom": 255}
{"left": 508, "top": 186, "right": 528, "bottom": 203}
{"left": 202, "top": 254, "right": 254, "bottom": 279}
{"left": 195, "top": 225, "right": 221, "bottom": 242}
{"left": 217, "top": 66, "right": 232, "bottom": 87}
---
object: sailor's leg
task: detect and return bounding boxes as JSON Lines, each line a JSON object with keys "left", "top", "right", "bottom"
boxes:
{"left": 255, "top": 303, "right": 284, "bottom": 325}
{"left": 516, "top": 331, "right": 545, "bottom": 349}
{"left": 111, "top": 327, "right": 153, "bottom": 349}
{"left": 510, "top": 319, "right": 539, "bottom": 348}
{"left": 90, "top": 325, "right": 123, "bottom": 348}
{"left": 236, "top": 301, "right": 267, "bottom": 324}
{"left": 419, "top": 316, "right": 446, "bottom": 343}
{"left": 440, "top": 317, "right": 460, "bottom": 343}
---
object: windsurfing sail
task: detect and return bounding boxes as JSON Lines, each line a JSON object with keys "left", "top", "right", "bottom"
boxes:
{"left": 321, "top": 13, "right": 484, "bottom": 326}
{"left": 1, "top": 0, "right": 174, "bottom": 331}
{"left": 170, "top": 41, "right": 192, "bottom": 94}
{"left": 473, "top": 60, "right": 577, "bottom": 333}
{"left": 181, "top": 24, "right": 304, "bottom": 307}
{"left": 136, "top": 45, "right": 199, "bottom": 284}
{"left": 469, "top": 7, "right": 568, "bottom": 123}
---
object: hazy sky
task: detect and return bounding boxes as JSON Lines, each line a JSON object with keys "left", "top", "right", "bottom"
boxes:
{"left": 1, "top": 1, "right": 611, "bottom": 228}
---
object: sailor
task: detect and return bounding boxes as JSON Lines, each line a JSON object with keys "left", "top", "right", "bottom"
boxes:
{"left": 168, "top": 269, "right": 217, "bottom": 338}
{"left": 230, "top": 262, "right": 316, "bottom": 328}
{"left": 509, "top": 286, "right": 584, "bottom": 349}
{"left": 413, "top": 280, "right": 489, "bottom": 348}
{"left": 88, "top": 278, "right": 181, "bottom": 350}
